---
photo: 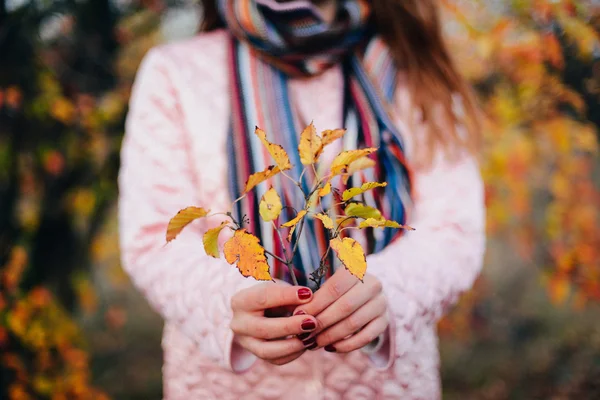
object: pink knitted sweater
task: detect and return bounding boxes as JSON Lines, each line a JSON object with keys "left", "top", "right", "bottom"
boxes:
{"left": 118, "top": 30, "right": 486, "bottom": 399}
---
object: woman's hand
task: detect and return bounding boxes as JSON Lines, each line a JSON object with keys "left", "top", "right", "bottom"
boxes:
{"left": 294, "top": 268, "right": 389, "bottom": 353}
{"left": 230, "top": 283, "right": 318, "bottom": 366}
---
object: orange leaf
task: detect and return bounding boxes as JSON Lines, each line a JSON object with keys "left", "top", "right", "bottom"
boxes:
{"left": 244, "top": 165, "right": 281, "bottom": 193}
{"left": 298, "top": 122, "right": 322, "bottom": 165}
{"left": 223, "top": 229, "right": 272, "bottom": 281}
{"left": 314, "top": 213, "right": 334, "bottom": 229}
{"left": 319, "top": 181, "right": 332, "bottom": 197}
{"left": 358, "top": 218, "right": 414, "bottom": 230}
{"left": 203, "top": 221, "right": 230, "bottom": 258}
{"left": 330, "top": 237, "right": 367, "bottom": 280}
{"left": 331, "top": 148, "right": 377, "bottom": 175}
{"left": 281, "top": 209, "right": 307, "bottom": 241}
{"left": 259, "top": 187, "right": 283, "bottom": 222}
{"left": 166, "top": 207, "right": 210, "bottom": 242}
{"left": 255, "top": 127, "right": 292, "bottom": 171}
{"left": 342, "top": 182, "right": 387, "bottom": 201}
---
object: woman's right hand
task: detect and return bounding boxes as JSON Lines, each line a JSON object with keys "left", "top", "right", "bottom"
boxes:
{"left": 230, "top": 283, "right": 318, "bottom": 366}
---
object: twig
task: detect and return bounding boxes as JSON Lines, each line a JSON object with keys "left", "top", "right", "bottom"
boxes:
{"left": 264, "top": 249, "right": 288, "bottom": 265}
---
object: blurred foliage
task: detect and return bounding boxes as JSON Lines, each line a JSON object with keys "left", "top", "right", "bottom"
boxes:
{"left": 0, "top": 0, "right": 599, "bottom": 399}
{"left": 0, "top": 0, "right": 161, "bottom": 397}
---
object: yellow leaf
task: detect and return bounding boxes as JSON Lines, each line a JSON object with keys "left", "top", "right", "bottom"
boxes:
{"left": 281, "top": 209, "right": 308, "bottom": 228}
{"left": 329, "top": 237, "right": 367, "bottom": 280}
{"left": 342, "top": 182, "right": 387, "bottom": 201}
{"left": 358, "top": 218, "right": 414, "bottom": 230}
{"left": 281, "top": 209, "right": 307, "bottom": 242}
{"left": 343, "top": 157, "right": 377, "bottom": 184}
{"left": 223, "top": 229, "right": 272, "bottom": 281}
{"left": 298, "top": 122, "right": 322, "bottom": 165}
{"left": 344, "top": 203, "right": 382, "bottom": 220}
{"left": 319, "top": 181, "right": 332, "bottom": 197}
{"left": 259, "top": 187, "right": 283, "bottom": 222}
{"left": 316, "top": 128, "right": 346, "bottom": 157}
{"left": 203, "top": 221, "right": 230, "bottom": 258}
{"left": 255, "top": 127, "right": 292, "bottom": 171}
{"left": 331, "top": 148, "right": 377, "bottom": 175}
{"left": 314, "top": 213, "right": 334, "bottom": 229}
{"left": 336, "top": 216, "right": 356, "bottom": 228}
{"left": 166, "top": 207, "right": 210, "bottom": 242}
{"left": 320, "top": 128, "right": 346, "bottom": 146}
{"left": 244, "top": 165, "right": 281, "bottom": 193}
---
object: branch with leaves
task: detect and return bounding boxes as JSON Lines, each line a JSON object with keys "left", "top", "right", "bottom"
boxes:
{"left": 165, "top": 123, "right": 413, "bottom": 287}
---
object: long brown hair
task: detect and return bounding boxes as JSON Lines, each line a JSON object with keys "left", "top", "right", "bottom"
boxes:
{"left": 199, "top": 0, "right": 481, "bottom": 165}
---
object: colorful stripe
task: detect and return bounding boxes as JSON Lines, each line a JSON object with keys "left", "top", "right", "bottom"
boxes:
{"left": 222, "top": 0, "right": 412, "bottom": 287}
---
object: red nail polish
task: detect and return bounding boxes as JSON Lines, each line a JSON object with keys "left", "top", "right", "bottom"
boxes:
{"left": 297, "top": 332, "right": 311, "bottom": 341}
{"left": 303, "top": 336, "right": 316, "bottom": 346}
{"left": 294, "top": 310, "right": 306, "bottom": 316}
{"left": 301, "top": 319, "right": 316, "bottom": 331}
{"left": 324, "top": 345, "right": 336, "bottom": 353}
{"left": 298, "top": 288, "right": 312, "bottom": 300}
{"left": 307, "top": 342, "right": 318, "bottom": 350}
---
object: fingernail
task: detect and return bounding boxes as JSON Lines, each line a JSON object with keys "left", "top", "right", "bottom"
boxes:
{"left": 297, "top": 332, "right": 311, "bottom": 341}
{"left": 307, "top": 342, "right": 318, "bottom": 350}
{"left": 324, "top": 345, "right": 336, "bottom": 353}
{"left": 303, "top": 336, "right": 316, "bottom": 347}
{"left": 301, "top": 319, "right": 316, "bottom": 331}
{"left": 298, "top": 288, "right": 312, "bottom": 300}
{"left": 294, "top": 310, "right": 306, "bottom": 316}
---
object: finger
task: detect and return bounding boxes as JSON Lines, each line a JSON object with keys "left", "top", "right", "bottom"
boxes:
{"left": 325, "top": 315, "right": 389, "bottom": 354}
{"left": 231, "top": 314, "right": 318, "bottom": 340}
{"left": 311, "top": 275, "right": 383, "bottom": 335}
{"left": 235, "top": 335, "right": 306, "bottom": 360}
{"left": 268, "top": 350, "right": 305, "bottom": 366}
{"left": 293, "top": 268, "right": 357, "bottom": 317}
{"left": 316, "top": 294, "right": 387, "bottom": 348}
{"left": 232, "top": 283, "right": 313, "bottom": 312}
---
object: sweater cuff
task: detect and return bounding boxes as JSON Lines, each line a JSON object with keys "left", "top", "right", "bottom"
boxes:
{"left": 361, "top": 314, "right": 395, "bottom": 371}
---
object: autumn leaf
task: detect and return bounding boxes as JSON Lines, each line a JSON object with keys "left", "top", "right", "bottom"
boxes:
{"left": 298, "top": 122, "right": 322, "bottom": 165}
{"left": 223, "top": 229, "right": 272, "bottom": 281}
{"left": 329, "top": 237, "right": 367, "bottom": 280}
{"left": 358, "top": 218, "right": 414, "bottom": 230}
{"left": 259, "top": 187, "right": 283, "bottom": 222}
{"left": 320, "top": 129, "right": 346, "bottom": 147}
{"left": 344, "top": 203, "right": 382, "bottom": 220}
{"left": 314, "top": 213, "right": 334, "bottom": 229}
{"left": 244, "top": 165, "right": 281, "bottom": 193}
{"left": 166, "top": 207, "right": 210, "bottom": 242}
{"left": 319, "top": 181, "right": 332, "bottom": 197}
{"left": 343, "top": 157, "right": 377, "bottom": 184}
{"left": 255, "top": 127, "right": 292, "bottom": 171}
{"left": 336, "top": 216, "right": 357, "bottom": 229}
{"left": 203, "top": 221, "right": 230, "bottom": 258}
{"left": 331, "top": 148, "right": 377, "bottom": 175}
{"left": 316, "top": 128, "right": 346, "bottom": 158}
{"left": 342, "top": 182, "right": 387, "bottom": 201}
{"left": 281, "top": 209, "right": 307, "bottom": 241}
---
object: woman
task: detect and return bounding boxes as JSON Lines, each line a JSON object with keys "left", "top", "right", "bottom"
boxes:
{"left": 118, "top": 0, "right": 486, "bottom": 398}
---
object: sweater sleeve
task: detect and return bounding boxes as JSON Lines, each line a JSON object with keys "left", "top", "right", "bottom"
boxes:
{"left": 365, "top": 149, "right": 486, "bottom": 368}
{"left": 118, "top": 48, "right": 259, "bottom": 372}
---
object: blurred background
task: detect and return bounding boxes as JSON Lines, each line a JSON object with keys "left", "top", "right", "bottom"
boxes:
{"left": 1, "top": 0, "right": 599, "bottom": 399}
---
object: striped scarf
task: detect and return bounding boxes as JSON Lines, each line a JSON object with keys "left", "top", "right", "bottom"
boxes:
{"left": 220, "top": 0, "right": 412, "bottom": 287}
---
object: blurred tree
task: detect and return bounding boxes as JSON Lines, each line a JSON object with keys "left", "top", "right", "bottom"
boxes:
{"left": 0, "top": 0, "right": 160, "bottom": 398}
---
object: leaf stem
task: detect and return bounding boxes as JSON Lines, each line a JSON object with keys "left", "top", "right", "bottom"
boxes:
{"left": 264, "top": 249, "right": 288, "bottom": 265}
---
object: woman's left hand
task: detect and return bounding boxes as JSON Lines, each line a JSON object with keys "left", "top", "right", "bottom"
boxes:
{"left": 293, "top": 268, "right": 389, "bottom": 353}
